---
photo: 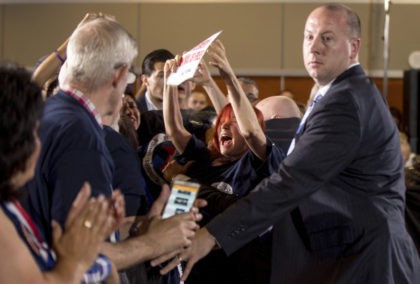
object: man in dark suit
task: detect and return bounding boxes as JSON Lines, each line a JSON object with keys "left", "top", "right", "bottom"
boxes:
{"left": 154, "top": 3, "right": 420, "bottom": 283}
{"left": 136, "top": 49, "right": 175, "bottom": 113}
{"left": 405, "top": 161, "right": 420, "bottom": 255}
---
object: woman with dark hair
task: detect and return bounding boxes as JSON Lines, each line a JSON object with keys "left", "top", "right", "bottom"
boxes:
{"left": 162, "top": 40, "right": 284, "bottom": 284}
{"left": 119, "top": 94, "right": 141, "bottom": 150}
{"left": 0, "top": 62, "right": 121, "bottom": 283}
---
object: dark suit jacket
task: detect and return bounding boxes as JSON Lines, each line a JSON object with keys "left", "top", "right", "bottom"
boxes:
{"left": 136, "top": 92, "right": 149, "bottom": 114}
{"left": 264, "top": 117, "right": 300, "bottom": 154}
{"left": 406, "top": 184, "right": 420, "bottom": 255}
{"left": 207, "top": 65, "right": 420, "bottom": 283}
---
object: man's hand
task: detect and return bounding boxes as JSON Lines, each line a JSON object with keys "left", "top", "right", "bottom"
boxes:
{"left": 150, "top": 227, "right": 217, "bottom": 281}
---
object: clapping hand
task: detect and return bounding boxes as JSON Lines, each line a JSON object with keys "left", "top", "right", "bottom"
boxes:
{"left": 51, "top": 182, "right": 114, "bottom": 275}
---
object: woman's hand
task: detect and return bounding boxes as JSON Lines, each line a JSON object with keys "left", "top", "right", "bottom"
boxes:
{"left": 192, "top": 61, "right": 212, "bottom": 86}
{"left": 207, "top": 40, "right": 235, "bottom": 84}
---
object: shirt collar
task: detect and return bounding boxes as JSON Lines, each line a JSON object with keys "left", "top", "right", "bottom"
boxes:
{"left": 145, "top": 91, "right": 158, "bottom": 111}
{"left": 63, "top": 88, "right": 103, "bottom": 127}
{"left": 317, "top": 63, "right": 360, "bottom": 98}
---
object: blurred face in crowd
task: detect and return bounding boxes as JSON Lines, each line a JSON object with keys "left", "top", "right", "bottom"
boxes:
{"left": 218, "top": 116, "right": 247, "bottom": 160}
{"left": 188, "top": 91, "right": 208, "bottom": 111}
{"left": 177, "top": 80, "right": 195, "bottom": 109}
{"left": 121, "top": 95, "right": 141, "bottom": 130}
{"left": 143, "top": 62, "right": 165, "bottom": 107}
{"left": 215, "top": 107, "right": 247, "bottom": 160}
{"left": 239, "top": 81, "right": 259, "bottom": 104}
{"left": 303, "top": 6, "right": 360, "bottom": 87}
{"left": 280, "top": 90, "right": 294, "bottom": 100}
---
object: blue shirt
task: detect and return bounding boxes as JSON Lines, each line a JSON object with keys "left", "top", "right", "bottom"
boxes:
{"left": 176, "top": 135, "right": 284, "bottom": 222}
{"left": 27, "top": 90, "right": 114, "bottom": 243}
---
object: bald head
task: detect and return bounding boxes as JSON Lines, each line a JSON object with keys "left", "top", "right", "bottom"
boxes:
{"left": 256, "top": 96, "right": 301, "bottom": 120}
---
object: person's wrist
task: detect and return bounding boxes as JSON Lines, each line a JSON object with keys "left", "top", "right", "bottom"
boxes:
{"left": 54, "top": 257, "right": 85, "bottom": 282}
{"left": 202, "top": 227, "right": 219, "bottom": 249}
{"left": 202, "top": 79, "right": 216, "bottom": 89}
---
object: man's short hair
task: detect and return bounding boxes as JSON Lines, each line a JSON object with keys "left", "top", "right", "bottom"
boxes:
{"left": 141, "top": 49, "right": 174, "bottom": 77}
{"left": 60, "top": 18, "right": 138, "bottom": 93}
{"left": 322, "top": 3, "right": 361, "bottom": 38}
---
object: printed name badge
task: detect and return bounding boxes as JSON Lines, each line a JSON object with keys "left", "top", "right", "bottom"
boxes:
{"left": 162, "top": 179, "right": 200, "bottom": 219}
{"left": 167, "top": 30, "right": 222, "bottom": 86}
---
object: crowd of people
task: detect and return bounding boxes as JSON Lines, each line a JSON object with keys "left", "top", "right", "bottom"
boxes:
{"left": 0, "top": 3, "right": 419, "bottom": 284}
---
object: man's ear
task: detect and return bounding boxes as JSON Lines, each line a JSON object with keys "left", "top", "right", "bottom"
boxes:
{"left": 350, "top": 38, "right": 361, "bottom": 61}
{"left": 112, "top": 65, "right": 129, "bottom": 88}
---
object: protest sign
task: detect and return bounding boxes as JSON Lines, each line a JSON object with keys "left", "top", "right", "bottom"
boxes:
{"left": 167, "top": 30, "right": 222, "bottom": 86}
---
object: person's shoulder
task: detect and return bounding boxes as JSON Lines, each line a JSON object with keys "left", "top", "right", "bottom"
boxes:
{"left": 40, "top": 110, "right": 104, "bottom": 154}
{"left": 48, "top": 112, "right": 98, "bottom": 136}
{"left": 138, "top": 110, "right": 165, "bottom": 145}
{"left": 104, "top": 125, "right": 122, "bottom": 144}
{"left": 43, "top": 94, "right": 94, "bottom": 127}
{"left": 332, "top": 66, "right": 383, "bottom": 112}
{"left": 0, "top": 206, "right": 9, "bottom": 228}
{"left": 0, "top": 204, "right": 26, "bottom": 249}
{"left": 136, "top": 92, "right": 148, "bottom": 112}
{"left": 141, "top": 109, "right": 164, "bottom": 120}
{"left": 104, "top": 126, "right": 135, "bottom": 154}
{"left": 334, "top": 65, "right": 365, "bottom": 83}
{"left": 0, "top": 204, "right": 49, "bottom": 283}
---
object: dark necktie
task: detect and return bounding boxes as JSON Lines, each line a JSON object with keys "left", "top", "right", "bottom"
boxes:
{"left": 287, "top": 93, "right": 323, "bottom": 155}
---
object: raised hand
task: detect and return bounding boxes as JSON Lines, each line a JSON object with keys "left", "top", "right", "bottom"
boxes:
{"left": 207, "top": 40, "right": 235, "bottom": 84}
{"left": 163, "top": 56, "right": 193, "bottom": 153}
{"left": 192, "top": 61, "right": 212, "bottom": 86}
{"left": 163, "top": 56, "right": 181, "bottom": 104}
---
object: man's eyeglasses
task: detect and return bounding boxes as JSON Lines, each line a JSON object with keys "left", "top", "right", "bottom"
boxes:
{"left": 114, "top": 63, "right": 137, "bottom": 84}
